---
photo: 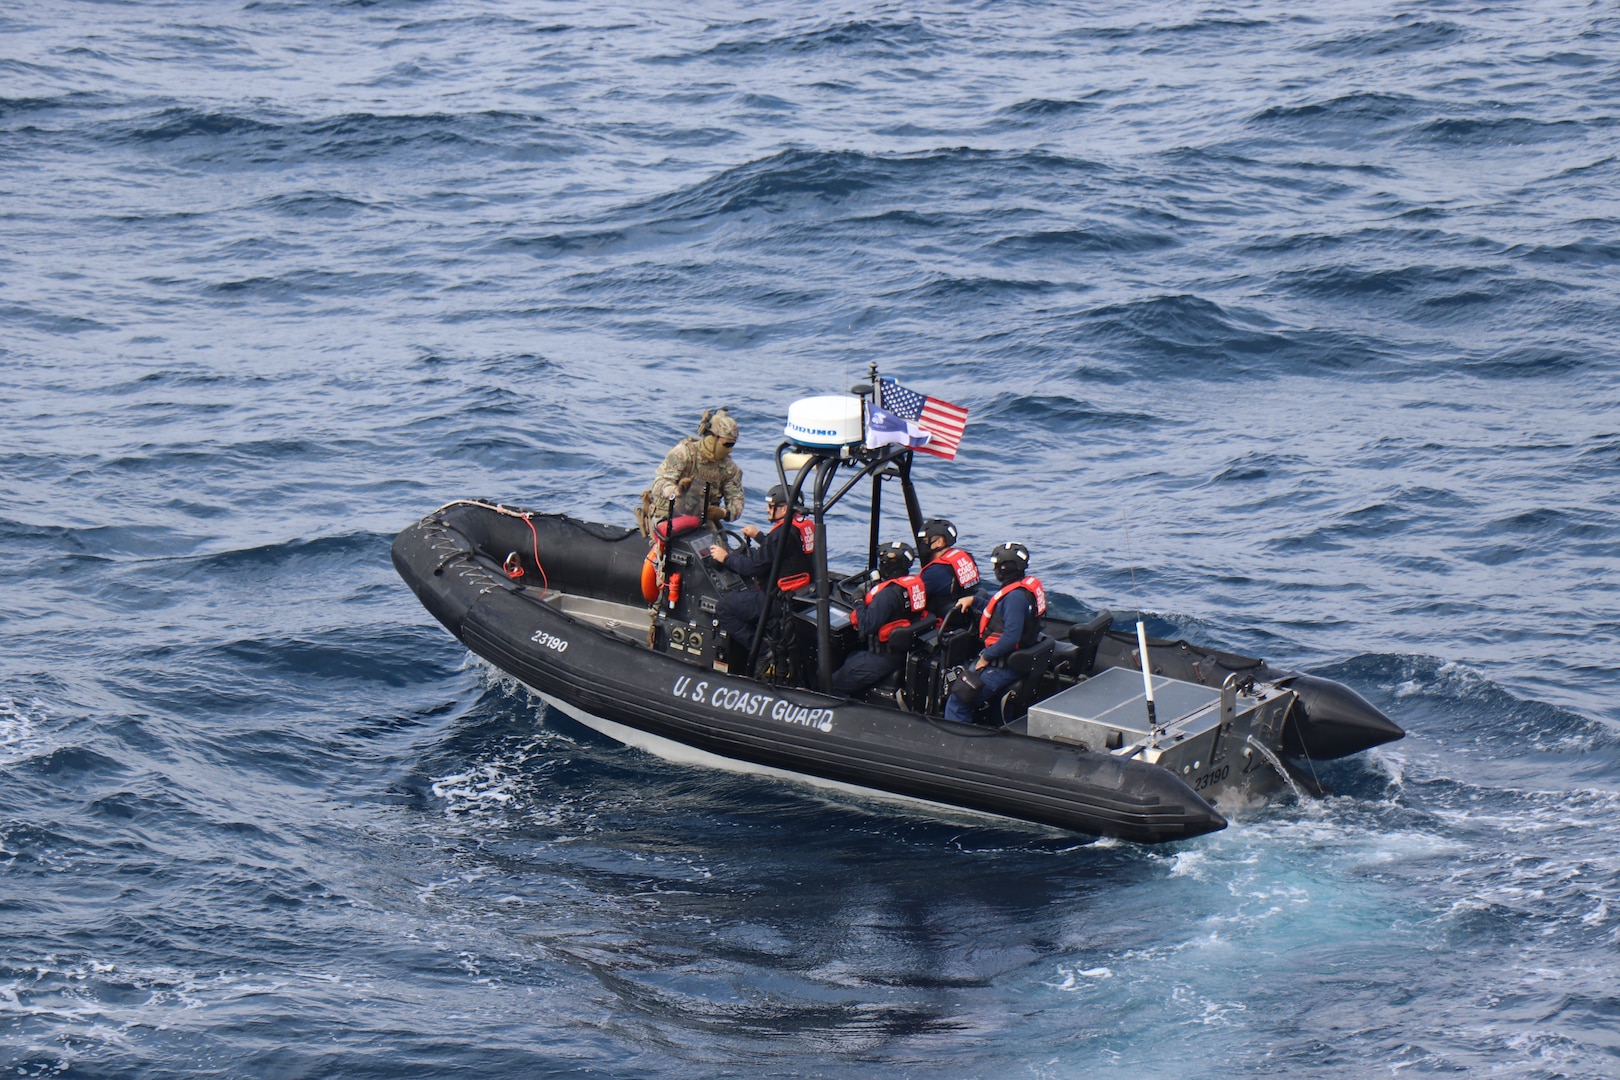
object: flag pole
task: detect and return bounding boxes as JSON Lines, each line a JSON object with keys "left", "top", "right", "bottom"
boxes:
{"left": 867, "top": 361, "right": 881, "bottom": 574}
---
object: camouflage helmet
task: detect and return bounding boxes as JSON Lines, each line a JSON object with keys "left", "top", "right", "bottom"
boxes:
{"left": 700, "top": 408, "right": 739, "bottom": 441}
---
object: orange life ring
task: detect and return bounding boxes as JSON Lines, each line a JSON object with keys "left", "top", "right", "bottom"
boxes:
{"left": 642, "top": 515, "right": 699, "bottom": 603}
{"left": 641, "top": 546, "right": 661, "bottom": 602}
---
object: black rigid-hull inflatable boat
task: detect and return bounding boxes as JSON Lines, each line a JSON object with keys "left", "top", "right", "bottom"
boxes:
{"left": 394, "top": 395, "right": 1402, "bottom": 844}
{"left": 395, "top": 396, "right": 1406, "bottom": 841}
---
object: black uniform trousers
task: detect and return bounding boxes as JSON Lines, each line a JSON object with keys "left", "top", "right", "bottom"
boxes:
{"left": 831, "top": 649, "right": 901, "bottom": 698}
{"left": 715, "top": 588, "right": 767, "bottom": 652}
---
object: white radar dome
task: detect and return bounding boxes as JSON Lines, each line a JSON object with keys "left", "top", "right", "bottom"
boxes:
{"left": 784, "top": 395, "right": 864, "bottom": 449}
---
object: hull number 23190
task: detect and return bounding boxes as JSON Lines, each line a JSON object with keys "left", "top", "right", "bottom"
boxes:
{"left": 530, "top": 629, "right": 569, "bottom": 652}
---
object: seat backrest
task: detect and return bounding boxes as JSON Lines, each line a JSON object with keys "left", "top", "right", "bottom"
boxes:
{"left": 997, "top": 636, "right": 1056, "bottom": 726}
{"left": 1065, "top": 610, "right": 1113, "bottom": 676}
{"left": 1006, "top": 635, "right": 1055, "bottom": 677}
{"left": 936, "top": 627, "right": 980, "bottom": 669}
{"left": 883, "top": 612, "right": 937, "bottom": 653}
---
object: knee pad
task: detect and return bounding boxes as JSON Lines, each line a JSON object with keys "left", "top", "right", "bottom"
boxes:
{"left": 947, "top": 665, "right": 983, "bottom": 704}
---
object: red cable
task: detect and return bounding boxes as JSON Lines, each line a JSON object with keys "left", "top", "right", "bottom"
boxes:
{"left": 522, "top": 514, "right": 550, "bottom": 591}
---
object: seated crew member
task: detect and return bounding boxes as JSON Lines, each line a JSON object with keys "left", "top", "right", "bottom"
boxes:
{"left": 915, "top": 517, "right": 980, "bottom": 620}
{"left": 944, "top": 542, "right": 1048, "bottom": 724}
{"left": 832, "top": 541, "right": 929, "bottom": 698}
{"left": 637, "top": 408, "right": 743, "bottom": 535}
{"left": 708, "top": 484, "right": 814, "bottom": 661}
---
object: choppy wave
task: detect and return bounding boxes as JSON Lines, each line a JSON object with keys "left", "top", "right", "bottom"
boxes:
{"left": 3, "top": 0, "right": 1619, "bottom": 1075}
{"left": 658, "top": 17, "right": 940, "bottom": 64}
{"left": 103, "top": 106, "right": 582, "bottom": 164}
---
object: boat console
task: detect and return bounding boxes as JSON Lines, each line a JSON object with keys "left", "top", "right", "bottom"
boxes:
{"left": 650, "top": 524, "right": 736, "bottom": 668}
{"left": 650, "top": 522, "right": 860, "bottom": 678}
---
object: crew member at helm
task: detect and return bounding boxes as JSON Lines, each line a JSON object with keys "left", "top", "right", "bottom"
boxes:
{"left": 915, "top": 518, "right": 980, "bottom": 620}
{"left": 831, "top": 541, "right": 931, "bottom": 698}
{"left": 944, "top": 541, "right": 1047, "bottom": 724}
{"left": 637, "top": 408, "right": 744, "bottom": 535}
{"left": 708, "top": 485, "right": 814, "bottom": 663}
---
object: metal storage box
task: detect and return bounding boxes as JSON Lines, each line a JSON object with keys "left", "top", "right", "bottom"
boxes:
{"left": 1027, "top": 666, "right": 1223, "bottom": 750}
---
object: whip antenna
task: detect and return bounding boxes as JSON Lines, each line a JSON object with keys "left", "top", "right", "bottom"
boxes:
{"left": 1122, "top": 514, "right": 1160, "bottom": 735}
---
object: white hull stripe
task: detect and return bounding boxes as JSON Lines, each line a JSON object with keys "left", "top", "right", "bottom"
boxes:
{"left": 524, "top": 683, "right": 1057, "bottom": 832}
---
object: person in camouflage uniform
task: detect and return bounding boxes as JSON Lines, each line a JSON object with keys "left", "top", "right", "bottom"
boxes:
{"left": 637, "top": 409, "right": 744, "bottom": 535}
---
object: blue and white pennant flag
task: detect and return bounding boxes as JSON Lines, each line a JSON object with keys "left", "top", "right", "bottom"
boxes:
{"left": 865, "top": 406, "right": 933, "bottom": 450}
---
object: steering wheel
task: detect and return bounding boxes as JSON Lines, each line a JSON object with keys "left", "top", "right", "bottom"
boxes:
{"left": 703, "top": 526, "right": 753, "bottom": 567}
{"left": 833, "top": 569, "right": 871, "bottom": 605}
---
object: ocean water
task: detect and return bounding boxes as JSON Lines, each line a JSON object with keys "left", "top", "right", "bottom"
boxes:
{"left": 4, "top": 0, "right": 1620, "bottom": 1075}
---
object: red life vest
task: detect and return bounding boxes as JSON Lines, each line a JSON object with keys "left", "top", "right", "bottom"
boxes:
{"left": 978, "top": 576, "right": 1047, "bottom": 648}
{"left": 855, "top": 574, "right": 927, "bottom": 642}
{"left": 788, "top": 515, "right": 815, "bottom": 554}
{"left": 760, "top": 514, "right": 815, "bottom": 589}
{"left": 763, "top": 514, "right": 814, "bottom": 550}
{"left": 926, "top": 547, "right": 980, "bottom": 590}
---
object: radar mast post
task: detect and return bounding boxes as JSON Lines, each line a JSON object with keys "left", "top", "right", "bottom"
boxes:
{"left": 867, "top": 365, "right": 926, "bottom": 542}
{"left": 812, "top": 454, "right": 839, "bottom": 694}
{"left": 745, "top": 447, "right": 815, "bottom": 676}
{"left": 863, "top": 364, "right": 891, "bottom": 573}
{"left": 867, "top": 470, "right": 882, "bottom": 576}
{"left": 897, "top": 450, "right": 924, "bottom": 541}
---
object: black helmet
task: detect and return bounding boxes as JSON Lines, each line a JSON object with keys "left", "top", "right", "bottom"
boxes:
{"left": 876, "top": 540, "right": 916, "bottom": 579}
{"left": 917, "top": 518, "right": 957, "bottom": 546}
{"left": 766, "top": 484, "right": 803, "bottom": 509}
{"left": 990, "top": 541, "right": 1029, "bottom": 581}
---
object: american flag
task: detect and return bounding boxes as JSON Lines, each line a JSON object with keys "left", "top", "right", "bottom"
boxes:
{"left": 879, "top": 377, "right": 969, "bottom": 459}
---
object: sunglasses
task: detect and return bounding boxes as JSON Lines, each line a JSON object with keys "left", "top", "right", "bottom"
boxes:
{"left": 720, "top": 440, "right": 736, "bottom": 448}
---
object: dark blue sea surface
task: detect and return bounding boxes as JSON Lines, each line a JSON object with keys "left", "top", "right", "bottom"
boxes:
{"left": 4, "top": 1, "right": 1620, "bottom": 1075}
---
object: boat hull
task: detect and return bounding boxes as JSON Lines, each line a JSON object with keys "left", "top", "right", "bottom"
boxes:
{"left": 393, "top": 504, "right": 1229, "bottom": 844}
